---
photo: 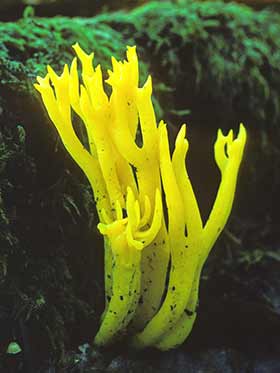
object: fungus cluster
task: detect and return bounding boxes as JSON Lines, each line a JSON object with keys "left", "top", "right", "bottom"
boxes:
{"left": 35, "top": 44, "right": 246, "bottom": 350}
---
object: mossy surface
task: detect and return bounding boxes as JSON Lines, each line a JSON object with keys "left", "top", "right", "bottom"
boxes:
{"left": 0, "top": 0, "right": 279, "bottom": 367}
{"left": 0, "top": 16, "right": 123, "bottom": 364}
{"left": 2, "top": 1, "right": 280, "bottom": 127}
{"left": 96, "top": 1, "right": 280, "bottom": 129}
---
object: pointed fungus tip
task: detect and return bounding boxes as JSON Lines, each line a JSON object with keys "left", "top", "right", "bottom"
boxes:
{"left": 72, "top": 42, "right": 79, "bottom": 50}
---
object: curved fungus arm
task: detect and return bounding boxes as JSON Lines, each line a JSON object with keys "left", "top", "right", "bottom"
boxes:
{"left": 203, "top": 123, "right": 247, "bottom": 255}
{"left": 131, "top": 122, "right": 201, "bottom": 348}
{"left": 34, "top": 67, "right": 111, "bottom": 217}
{"left": 154, "top": 124, "right": 247, "bottom": 350}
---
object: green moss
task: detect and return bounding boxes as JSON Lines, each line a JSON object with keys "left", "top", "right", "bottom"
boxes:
{"left": 2, "top": 1, "right": 280, "bottom": 129}
{"left": 0, "top": 17, "right": 123, "bottom": 78}
{"left": 98, "top": 1, "right": 280, "bottom": 127}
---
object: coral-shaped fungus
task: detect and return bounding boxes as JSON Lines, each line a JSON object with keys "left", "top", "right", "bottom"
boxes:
{"left": 34, "top": 44, "right": 246, "bottom": 350}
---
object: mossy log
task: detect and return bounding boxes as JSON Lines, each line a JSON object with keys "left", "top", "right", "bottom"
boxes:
{"left": 0, "top": 0, "right": 279, "bottom": 364}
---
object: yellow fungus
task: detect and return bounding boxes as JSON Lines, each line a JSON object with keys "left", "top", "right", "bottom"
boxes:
{"left": 35, "top": 44, "right": 246, "bottom": 349}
